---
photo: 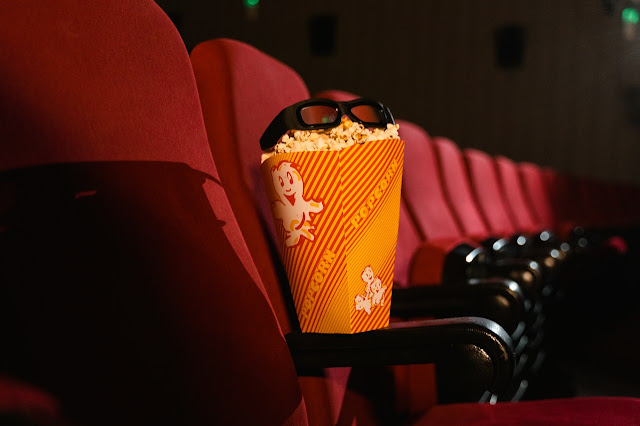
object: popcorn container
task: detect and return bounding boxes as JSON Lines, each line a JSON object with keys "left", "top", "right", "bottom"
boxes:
{"left": 260, "top": 139, "right": 404, "bottom": 333}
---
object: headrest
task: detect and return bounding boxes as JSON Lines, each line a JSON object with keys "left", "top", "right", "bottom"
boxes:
{"left": 0, "top": 0, "right": 216, "bottom": 175}
{"left": 191, "top": 38, "right": 309, "bottom": 195}
{"left": 313, "top": 89, "right": 359, "bottom": 102}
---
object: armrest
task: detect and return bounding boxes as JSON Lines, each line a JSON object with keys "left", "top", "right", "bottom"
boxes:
{"left": 390, "top": 279, "right": 526, "bottom": 339}
{"left": 486, "top": 258, "right": 544, "bottom": 299}
{"left": 286, "top": 316, "right": 515, "bottom": 400}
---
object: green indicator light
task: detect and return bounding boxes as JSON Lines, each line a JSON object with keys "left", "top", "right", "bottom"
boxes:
{"left": 622, "top": 7, "right": 639, "bottom": 24}
{"left": 243, "top": 0, "right": 259, "bottom": 7}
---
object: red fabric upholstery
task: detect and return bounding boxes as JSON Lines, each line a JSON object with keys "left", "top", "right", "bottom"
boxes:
{"left": 1, "top": 2, "right": 209, "bottom": 173}
{"left": 191, "top": 39, "right": 310, "bottom": 334}
{"left": 0, "top": 0, "right": 261, "bottom": 287}
{"left": 519, "top": 162, "right": 556, "bottom": 232}
{"left": 1, "top": 3, "right": 304, "bottom": 425}
{"left": 314, "top": 89, "right": 358, "bottom": 102}
{"left": 394, "top": 202, "right": 423, "bottom": 289}
{"left": 0, "top": 376, "right": 60, "bottom": 423}
{"left": 542, "top": 168, "right": 581, "bottom": 237}
{"left": 400, "top": 121, "right": 466, "bottom": 242}
{"left": 495, "top": 155, "right": 543, "bottom": 235}
{"left": 432, "top": 137, "right": 492, "bottom": 242}
{"left": 419, "top": 397, "right": 640, "bottom": 425}
{"left": 463, "top": 149, "right": 518, "bottom": 238}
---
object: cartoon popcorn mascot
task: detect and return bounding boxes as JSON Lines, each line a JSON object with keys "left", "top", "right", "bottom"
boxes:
{"left": 355, "top": 265, "right": 387, "bottom": 315}
{"left": 271, "top": 161, "right": 324, "bottom": 247}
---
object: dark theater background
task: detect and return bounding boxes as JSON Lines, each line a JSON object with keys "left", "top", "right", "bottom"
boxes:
{"left": 157, "top": 0, "right": 640, "bottom": 184}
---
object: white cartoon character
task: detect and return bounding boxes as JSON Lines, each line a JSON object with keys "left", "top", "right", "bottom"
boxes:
{"left": 360, "top": 266, "right": 375, "bottom": 299}
{"left": 355, "top": 265, "right": 387, "bottom": 315}
{"left": 354, "top": 294, "right": 372, "bottom": 314}
{"left": 370, "top": 278, "right": 387, "bottom": 307}
{"left": 271, "top": 161, "right": 324, "bottom": 247}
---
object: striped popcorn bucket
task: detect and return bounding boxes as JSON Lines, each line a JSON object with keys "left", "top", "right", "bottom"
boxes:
{"left": 260, "top": 139, "right": 404, "bottom": 333}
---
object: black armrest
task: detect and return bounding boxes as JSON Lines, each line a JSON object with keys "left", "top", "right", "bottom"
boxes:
{"left": 286, "top": 316, "right": 515, "bottom": 400}
{"left": 487, "top": 258, "right": 544, "bottom": 299}
{"left": 390, "top": 279, "right": 526, "bottom": 339}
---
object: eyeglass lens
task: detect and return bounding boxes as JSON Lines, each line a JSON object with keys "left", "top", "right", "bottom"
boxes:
{"left": 300, "top": 105, "right": 338, "bottom": 125}
{"left": 350, "top": 105, "right": 384, "bottom": 123}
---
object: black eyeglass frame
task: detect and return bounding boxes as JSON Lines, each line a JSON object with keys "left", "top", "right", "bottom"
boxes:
{"left": 260, "top": 98, "right": 395, "bottom": 150}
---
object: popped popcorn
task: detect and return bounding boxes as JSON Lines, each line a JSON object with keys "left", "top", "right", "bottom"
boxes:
{"left": 261, "top": 117, "right": 400, "bottom": 162}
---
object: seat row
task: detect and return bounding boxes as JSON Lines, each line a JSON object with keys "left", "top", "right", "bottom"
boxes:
{"left": 2, "top": 2, "right": 640, "bottom": 424}
{"left": 189, "top": 37, "right": 640, "bottom": 422}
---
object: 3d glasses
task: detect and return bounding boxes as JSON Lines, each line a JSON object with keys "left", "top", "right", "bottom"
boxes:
{"left": 260, "top": 98, "right": 395, "bottom": 150}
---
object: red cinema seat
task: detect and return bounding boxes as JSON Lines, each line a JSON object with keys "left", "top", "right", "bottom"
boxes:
{"left": 0, "top": 1, "right": 293, "bottom": 424}
{"left": 433, "top": 138, "right": 556, "bottom": 264}
{"left": 573, "top": 177, "right": 622, "bottom": 238}
{"left": 519, "top": 162, "right": 558, "bottom": 236}
{"left": 541, "top": 168, "right": 583, "bottom": 242}
{"left": 494, "top": 156, "right": 569, "bottom": 263}
{"left": 396, "top": 122, "right": 545, "bottom": 302}
{"left": 431, "top": 137, "right": 493, "bottom": 243}
{"left": 464, "top": 149, "right": 521, "bottom": 240}
{"left": 0, "top": 375, "right": 61, "bottom": 425}
{"left": 464, "top": 151, "right": 564, "bottom": 276}
{"left": 540, "top": 168, "right": 611, "bottom": 252}
{"left": 494, "top": 156, "right": 543, "bottom": 235}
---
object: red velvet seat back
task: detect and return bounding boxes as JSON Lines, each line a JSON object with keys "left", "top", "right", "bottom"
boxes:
{"left": 399, "top": 121, "right": 465, "bottom": 242}
{"left": 463, "top": 149, "right": 517, "bottom": 238}
{"left": 1, "top": 3, "right": 305, "bottom": 425}
{"left": 494, "top": 156, "right": 543, "bottom": 234}
{"left": 432, "top": 137, "right": 491, "bottom": 242}
{"left": 314, "top": 89, "right": 358, "bottom": 102}
{"left": 519, "top": 162, "right": 556, "bottom": 232}
{"left": 191, "top": 38, "right": 311, "bottom": 335}
{"left": 394, "top": 200, "right": 424, "bottom": 288}
{"left": 542, "top": 168, "right": 577, "bottom": 237}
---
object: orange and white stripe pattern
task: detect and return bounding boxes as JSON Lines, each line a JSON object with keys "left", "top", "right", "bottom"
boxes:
{"left": 261, "top": 139, "right": 404, "bottom": 333}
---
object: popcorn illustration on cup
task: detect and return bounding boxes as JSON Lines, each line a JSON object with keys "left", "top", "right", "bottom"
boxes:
{"left": 354, "top": 294, "right": 372, "bottom": 315}
{"left": 355, "top": 265, "right": 387, "bottom": 315}
{"left": 271, "top": 161, "right": 324, "bottom": 247}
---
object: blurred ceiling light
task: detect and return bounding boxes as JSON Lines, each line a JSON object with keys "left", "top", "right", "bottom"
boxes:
{"left": 243, "top": 0, "right": 259, "bottom": 21}
{"left": 623, "top": 2, "right": 640, "bottom": 40}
